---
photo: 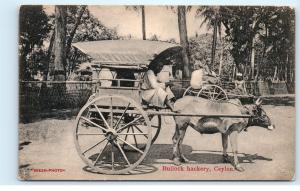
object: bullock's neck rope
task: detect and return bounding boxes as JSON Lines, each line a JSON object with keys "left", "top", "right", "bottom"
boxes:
{"left": 225, "top": 100, "right": 255, "bottom": 129}
{"left": 227, "top": 100, "right": 268, "bottom": 130}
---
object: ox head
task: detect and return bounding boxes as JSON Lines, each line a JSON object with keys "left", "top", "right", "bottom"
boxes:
{"left": 248, "top": 98, "right": 275, "bottom": 130}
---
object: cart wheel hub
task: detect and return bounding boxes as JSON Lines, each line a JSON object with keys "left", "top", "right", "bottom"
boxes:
{"left": 105, "top": 129, "right": 117, "bottom": 141}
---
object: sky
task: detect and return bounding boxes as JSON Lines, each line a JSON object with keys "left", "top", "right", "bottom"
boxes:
{"left": 44, "top": 5, "right": 212, "bottom": 42}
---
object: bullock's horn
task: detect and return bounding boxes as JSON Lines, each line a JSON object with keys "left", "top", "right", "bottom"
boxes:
{"left": 255, "top": 97, "right": 263, "bottom": 106}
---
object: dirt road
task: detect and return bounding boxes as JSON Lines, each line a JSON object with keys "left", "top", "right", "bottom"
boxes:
{"left": 18, "top": 105, "right": 295, "bottom": 180}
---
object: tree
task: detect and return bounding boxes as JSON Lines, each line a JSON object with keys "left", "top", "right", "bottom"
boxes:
{"left": 189, "top": 33, "right": 234, "bottom": 78}
{"left": 70, "top": 9, "right": 119, "bottom": 42}
{"left": 258, "top": 7, "right": 295, "bottom": 83}
{"left": 221, "top": 6, "right": 295, "bottom": 85}
{"left": 19, "top": 6, "right": 50, "bottom": 53}
{"left": 141, "top": 6, "right": 146, "bottom": 40}
{"left": 65, "top": 5, "right": 87, "bottom": 56}
{"left": 53, "top": 5, "right": 67, "bottom": 81}
{"left": 222, "top": 6, "right": 258, "bottom": 79}
{"left": 19, "top": 5, "right": 50, "bottom": 80}
{"left": 66, "top": 8, "right": 119, "bottom": 76}
{"left": 247, "top": 8, "right": 267, "bottom": 80}
{"left": 125, "top": 5, "right": 146, "bottom": 40}
{"left": 196, "top": 6, "right": 229, "bottom": 74}
{"left": 45, "top": 6, "right": 119, "bottom": 79}
{"left": 177, "top": 6, "right": 191, "bottom": 79}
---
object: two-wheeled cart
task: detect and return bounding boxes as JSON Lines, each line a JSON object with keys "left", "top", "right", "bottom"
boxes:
{"left": 73, "top": 40, "right": 251, "bottom": 174}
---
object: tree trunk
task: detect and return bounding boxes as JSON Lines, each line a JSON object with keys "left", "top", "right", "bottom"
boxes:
{"left": 256, "top": 25, "right": 268, "bottom": 81}
{"left": 218, "top": 27, "right": 223, "bottom": 76}
{"left": 141, "top": 5, "right": 146, "bottom": 40}
{"left": 273, "top": 66, "right": 277, "bottom": 81}
{"left": 250, "top": 36, "right": 256, "bottom": 80}
{"left": 53, "top": 5, "right": 67, "bottom": 81}
{"left": 65, "top": 5, "right": 86, "bottom": 56}
{"left": 286, "top": 53, "right": 290, "bottom": 82}
{"left": 44, "top": 31, "right": 55, "bottom": 81}
{"left": 211, "top": 16, "right": 218, "bottom": 70}
{"left": 177, "top": 6, "right": 190, "bottom": 79}
{"left": 232, "top": 64, "right": 236, "bottom": 80}
{"left": 250, "top": 19, "right": 259, "bottom": 80}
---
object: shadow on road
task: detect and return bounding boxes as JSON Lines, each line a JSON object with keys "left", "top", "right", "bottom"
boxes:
{"left": 82, "top": 164, "right": 158, "bottom": 175}
{"left": 145, "top": 144, "right": 272, "bottom": 165}
{"left": 145, "top": 144, "right": 193, "bottom": 164}
{"left": 81, "top": 144, "right": 159, "bottom": 175}
{"left": 20, "top": 109, "right": 78, "bottom": 124}
{"left": 188, "top": 151, "right": 272, "bottom": 164}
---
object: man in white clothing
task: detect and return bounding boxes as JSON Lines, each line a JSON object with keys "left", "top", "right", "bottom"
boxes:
{"left": 141, "top": 60, "right": 175, "bottom": 111}
{"left": 190, "top": 61, "right": 205, "bottom": 90}
{"left": 190, "top": 60, "right": 219, "bottom": 89}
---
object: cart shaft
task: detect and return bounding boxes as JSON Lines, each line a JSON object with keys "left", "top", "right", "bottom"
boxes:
{"left": 88, "top": 108, "right": 251, "bottom": 118}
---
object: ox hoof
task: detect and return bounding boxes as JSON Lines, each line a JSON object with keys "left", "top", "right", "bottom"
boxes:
{"left": 173, "top": 158, "right": 182, "bottom": 166}
{"left": 234, "top": 165, "right": 245, "bottom": 172}
{"left": 180, "top": 155, "right": 190, "bottom": 163}
{"left": 222, "top": 155, "right": 230, "bottom": 163}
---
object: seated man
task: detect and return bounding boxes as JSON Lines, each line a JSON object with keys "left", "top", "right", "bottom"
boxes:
{"left": 141, "top": 61, "right": 175, "bottom": 111}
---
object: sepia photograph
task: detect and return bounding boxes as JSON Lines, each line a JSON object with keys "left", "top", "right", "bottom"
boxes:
{"left": 18, "top": 5, "right": 295, "bottom": 180}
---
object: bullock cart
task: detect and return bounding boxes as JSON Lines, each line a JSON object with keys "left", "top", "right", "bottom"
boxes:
{"left": 73, "top": 40, "right": 251, "bottom": 174}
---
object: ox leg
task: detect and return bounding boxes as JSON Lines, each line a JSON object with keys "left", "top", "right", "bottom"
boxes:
{"left": 221, "top": 133, "right": 230, "bottom": 163}
{"left": 173, "top": 122, "right": 189, "bottom": 165}
{"left": 178, "top": 124, "right": 189, "bottom": 163}
{"left": 172, "top": 124, "right": 181, "bottom": 165}
{"left": 229, "top": 131, "right": 244, "bottom": 172}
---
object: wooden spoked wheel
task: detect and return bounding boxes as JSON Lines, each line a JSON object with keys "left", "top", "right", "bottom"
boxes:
{"left": 196, "top": 85, "right": 228, "bottom": 101}
{"left": 121, "top": 113, "right": 161, "bottom": 151}
{"left": 74, "top": 95, "right": 151, "bottom": 174}
{"left": 182, "top": 86, "right": 200, "bottom": 96}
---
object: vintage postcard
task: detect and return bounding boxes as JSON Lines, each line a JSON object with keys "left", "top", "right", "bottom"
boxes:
{"left": 19, "top": 5, "right": 295, "bottom": 180}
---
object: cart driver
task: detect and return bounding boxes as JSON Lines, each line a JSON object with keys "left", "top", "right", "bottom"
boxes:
{"left": 141, "top": 60, "right": 176, "bottom": 112}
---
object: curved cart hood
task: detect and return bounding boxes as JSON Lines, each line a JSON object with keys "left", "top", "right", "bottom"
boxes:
{"left": 72, "top": 40, "right": 182, "bottom": 70}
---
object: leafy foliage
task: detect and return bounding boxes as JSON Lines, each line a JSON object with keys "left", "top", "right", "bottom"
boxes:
{"left": 19, "top": 6, "right": 51, "bottom": 52}
{"left": 221, "top": 6, "right": 294, "bottom": 82}
{"left": 19, "top": 6, "right": 120, "bottom": 80}
{"left": 189, "top": 34, "right": 234, "bottom": 78}
{"left": 19, "top": 5, "right": 51, "bottom": 80}
{"left": 19, "top": 5, "right": 295, "bottom": 88}
{"left": 69, "top": 8, "right": 119, "bottom": 42}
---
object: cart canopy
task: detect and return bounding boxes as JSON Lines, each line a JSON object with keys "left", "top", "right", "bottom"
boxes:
{"left": 72, "top": 40, "right": 182, "bottom": 70}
